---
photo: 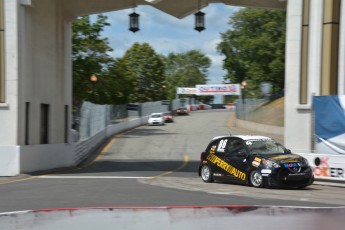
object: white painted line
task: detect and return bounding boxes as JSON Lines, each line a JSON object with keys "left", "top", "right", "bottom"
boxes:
{"left": 207, "top": 191, "right": 239, "bottom": 195}
{"left": 38, "top": 176, "right": 154, "bottom": 179}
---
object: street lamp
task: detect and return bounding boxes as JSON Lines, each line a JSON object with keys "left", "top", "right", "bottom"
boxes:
{"left": 129, "top": 11, "right": 140, "bottom": 33}
{"left": 161, "top": 84, "right": 167, "bottom": 100}
{"left": 90, "top": 74, "right": 97, "bottom": 100}
{"left": 90, "top": 74, "right": 97, "bottom": 83}
{"left": 241, "top": 80, "right": 247, "bottom": 104}
{"left": 194, "top": 0, "right": 205, "bottom": 32}
{"left": 194, "top": 11, "right": 205, "bottom": 32}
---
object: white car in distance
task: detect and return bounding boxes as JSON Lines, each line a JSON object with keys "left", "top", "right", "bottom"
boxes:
{"left": 148, "top": 113, "right": 165, "bottom": 126}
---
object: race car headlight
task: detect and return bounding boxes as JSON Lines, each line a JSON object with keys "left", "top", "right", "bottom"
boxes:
{"left": 302, "top": 158, "right": 310, "bottom": 167}
{"left": 263, "top": 159, "right": 280, "bottom": 169}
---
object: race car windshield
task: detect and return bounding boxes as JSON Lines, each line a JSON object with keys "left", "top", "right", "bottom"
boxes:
{"left": 246, "top": 139, "right": 286, "bottom": 155}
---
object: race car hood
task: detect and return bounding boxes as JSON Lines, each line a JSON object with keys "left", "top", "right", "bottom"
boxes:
{"left": 265, "top": 154, "right": 304, "bottom": 164}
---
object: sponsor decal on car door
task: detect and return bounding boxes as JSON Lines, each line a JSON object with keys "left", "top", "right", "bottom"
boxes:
{"left": 208, "top": 138, "right": 246, "bottom": 181}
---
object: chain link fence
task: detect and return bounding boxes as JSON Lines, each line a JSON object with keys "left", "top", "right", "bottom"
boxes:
{"left": 235, "top": 98, "right": 267, "bottom": 120}
{"left": 76, "top": 98, "right": 197, "bottom": 140}
{"left": 235, "top": 98, "right": 285, "bottom": 127}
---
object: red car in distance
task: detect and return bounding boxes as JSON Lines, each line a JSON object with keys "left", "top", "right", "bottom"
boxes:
{"left": 163, "top": 112, "right": 174, "bottom": 123}
{"left": 176, "top": 107, "right": 189, "bottom": 115}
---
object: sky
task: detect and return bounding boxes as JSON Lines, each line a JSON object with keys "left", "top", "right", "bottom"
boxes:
{"left": 99, "top": 3, "right": 240, "bottom": 84}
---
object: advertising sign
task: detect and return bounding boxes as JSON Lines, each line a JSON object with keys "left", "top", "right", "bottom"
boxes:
{"left": 304, "top": 95, "right": 345, "bottom": 181}
{"left": 313, "top": 95, "right": 345, "bottom": 155}
{"left": 196, "top": 84, "right": 241, "bottom": 95}
{"left": 176, "top": 87, "right": 198, "bottom": 95}
{"left": 299, "top": 153, "right": 345, "bottom": 181}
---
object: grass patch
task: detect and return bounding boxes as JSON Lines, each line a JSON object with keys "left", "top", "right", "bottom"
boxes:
{"left": 245, "top": 97, "right": 284, "bottom": 127}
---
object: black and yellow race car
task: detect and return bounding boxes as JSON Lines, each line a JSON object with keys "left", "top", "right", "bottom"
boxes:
{"left": 199, "top": 135, "right": 314, "bottom": 188}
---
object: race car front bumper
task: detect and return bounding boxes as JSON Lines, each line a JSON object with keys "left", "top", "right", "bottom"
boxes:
{"left": 263, "top": 170, "right": 314, "bottom": 188}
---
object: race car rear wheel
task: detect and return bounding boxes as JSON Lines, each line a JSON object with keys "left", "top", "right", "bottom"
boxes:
{"left": 250, "top": 170, "right": 264, "bottom": 188}
{"left": 200, "top": 164, "right": 214, "bottom": 182}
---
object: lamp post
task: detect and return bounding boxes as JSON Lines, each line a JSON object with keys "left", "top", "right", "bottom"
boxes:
{"left": 161, "top": 84, "right": 166, "bottom": 99}
{"left": 129, "top": 11, "right": 140, "bottom": 33}
{"left": 90, "top": 74, "right": 97, "bottom": 100}
{"left": 241, "top": 80, "right": 247, "bottom": 120}
{"left": 194, "top": 0, "right": 205, "bottom": 32}
{"left": 194, "top": 11, "right": 205, "bottom": 32}
{"left": 241, "top": 80, "right": 247, "bottom": 104}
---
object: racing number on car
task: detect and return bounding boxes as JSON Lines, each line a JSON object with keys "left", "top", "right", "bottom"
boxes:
{"left": 217, "top": 139, "right": 228, "bottom": 152}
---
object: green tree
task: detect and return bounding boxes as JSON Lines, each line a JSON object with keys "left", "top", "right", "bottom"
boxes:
{"left": 102, "top": 58, "right": 135, "bottom": 104}
{"left": 163, "top": 50, "right": 211, "bottom": 100}
{"left": 217, "top": 8, "right": 286, "bottom": 96}
{"left": 72, "top": 14, "right": 115, "bottom": 107}
{"left": 119, "top": 42, "right": 166, "bottom": 102}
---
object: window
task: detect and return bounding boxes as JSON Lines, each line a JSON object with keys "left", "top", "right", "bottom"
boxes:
{"left": 246, "top": 139, "right": 285, "bottom": 155}
{"left": 227, "top": 138, "right": 245, "bottom": 156}
{"left": 40, "top": 104, "right": 49, "bottom": 144}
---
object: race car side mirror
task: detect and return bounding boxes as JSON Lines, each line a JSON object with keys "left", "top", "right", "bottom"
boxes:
{"left": 285, "top": 149, "right": 291, "bottom": 154}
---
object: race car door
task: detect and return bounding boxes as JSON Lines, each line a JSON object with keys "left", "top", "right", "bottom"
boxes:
{"left": 205, "top": 137, "right": 230, "bottom": 181}
{"left": 220, "top": 137, "right": 249, "bottom": 184}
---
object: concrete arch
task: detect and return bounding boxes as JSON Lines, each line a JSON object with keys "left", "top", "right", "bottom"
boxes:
{"left": 1, "top": 0, "right": 344, "bottom": 176}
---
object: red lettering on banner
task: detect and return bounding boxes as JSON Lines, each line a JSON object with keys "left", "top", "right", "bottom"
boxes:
{"left": 313, "top": 157, "right": 330, "bottom": 177}
{"left": 321, "top": 157, "right": 329, "bottom": 167}
{"left": 313, "top": 167, "right": 321, "bottom": 176}
{"left": 313, "top": 167, "right": 329, "bottom": 177}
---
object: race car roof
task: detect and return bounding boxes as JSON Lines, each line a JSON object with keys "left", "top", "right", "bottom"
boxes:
{"left": 235, "top": 135, "right": 272, "bottom": 140}
{"left": 212, "top": 135, "right": 272, "bottom": 141}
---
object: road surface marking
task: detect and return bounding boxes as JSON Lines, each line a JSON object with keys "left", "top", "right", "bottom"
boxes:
{"left": 151, "top": 155, "right": 189, "bottom": 178}
{"left": 37, "top": 176, "right": 154, "bottom": 179}
{"left": 0, "top": 176, "right": 37, "bottom": 185}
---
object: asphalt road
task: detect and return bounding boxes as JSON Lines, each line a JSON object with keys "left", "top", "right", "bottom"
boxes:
{"left": 0, "top": 109, "right": 344, "bottom": 213}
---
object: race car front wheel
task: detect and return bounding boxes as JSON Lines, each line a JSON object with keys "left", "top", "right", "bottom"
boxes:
{"left": 250, "top": 170, "right": 264, "bottom": 188}
{"left": 200, "top": 164, "right": 214, "bottom": 183}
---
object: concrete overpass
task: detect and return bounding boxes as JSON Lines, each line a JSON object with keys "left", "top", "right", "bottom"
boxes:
{"left": 0, "top": 0, "right": 344, "bottom": 176}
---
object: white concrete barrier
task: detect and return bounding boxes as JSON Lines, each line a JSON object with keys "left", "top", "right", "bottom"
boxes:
{"left": 1, "top": 206, "right": 345, "bottom": 230}
{"left": 0, "top": 116, "right": 149, "bottom": 176}
{"left": 298, "top": 153, "right": 345, "bottom": 181}
{"left": 0, "top": 146, "right": 20, "bottom": 176}
{"left": 74, "top": 116, "right": 149, "bottom": 166}
{"left": 21, "top": 144, "right": 75, "bottom": 173}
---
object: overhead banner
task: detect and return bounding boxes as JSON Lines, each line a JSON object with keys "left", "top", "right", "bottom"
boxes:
{"left": 176, "top": 87, "right": 198, "bottom": 95}
{"left": 313, "top": 95, "right": 345, "bottom": 155}
{"left": 196, "top": 84, "right": 241, "bottom": 95}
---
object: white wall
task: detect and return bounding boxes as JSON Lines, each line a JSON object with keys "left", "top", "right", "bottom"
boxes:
{"left": 284, "top": 0, "right": 313, "bottom": 152}
{"left": 1, "top": 0, "right": 73, "bottom": 146}
{"left": 0, "top": 0, "right": 19, "bottom": 146}
{"left": 0, "top": 146, "right": 20, "bottom": 176}
{"left": 18, "top": 0, "right": 72, "bottom": 145}
{"left": 0, "top": 0, "right": 74, "bottom": 176}
{"left": 338, "top": 0, "right": 345, "bottom": 95}
{"left": 20, "top": 144, "right": 74, "bottom": 173}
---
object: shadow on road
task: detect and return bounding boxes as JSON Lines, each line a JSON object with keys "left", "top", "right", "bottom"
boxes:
{"left": 41, "top": 160, "right": 201, "bottom": 175}
{"left": 119, "top": 128, "right": 179, "bottom": 137}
